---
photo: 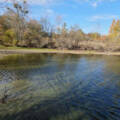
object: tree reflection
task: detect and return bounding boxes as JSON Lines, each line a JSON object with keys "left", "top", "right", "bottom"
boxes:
{"left": 0, "top": 54, "right": 48, "bottom": 69}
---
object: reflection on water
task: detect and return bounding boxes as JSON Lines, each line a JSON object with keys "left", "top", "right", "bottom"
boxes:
{"left": 0, "top": 54, "right": 120, "bottom": 120}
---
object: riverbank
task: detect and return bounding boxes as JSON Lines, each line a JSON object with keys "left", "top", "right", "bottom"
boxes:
{"left": 0, "top": 47, "right": 120, "bottom": 57}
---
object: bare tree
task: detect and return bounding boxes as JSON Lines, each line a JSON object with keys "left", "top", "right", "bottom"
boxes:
{"left": 55, "top": 15, "right": 63, "bottom": 34}
{"left": 6, "top": 0, "right": 29, "bottom": 45}
{"left": 40, "top": 16, "right": 53, "bottom": 36}
{"left": 40, "top": 16, "right": 55, "bottom": 47}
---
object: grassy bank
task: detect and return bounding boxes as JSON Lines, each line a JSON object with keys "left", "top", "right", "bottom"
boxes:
{"left": 1, "top": 46, "right": 120, "bottom": 56}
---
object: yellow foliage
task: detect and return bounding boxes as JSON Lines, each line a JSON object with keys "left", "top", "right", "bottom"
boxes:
{"left": 109, "top": 19, "right": 120, "bottom": 40}
{"left": 2, "top": 29, "right": 16, "bottom": 46}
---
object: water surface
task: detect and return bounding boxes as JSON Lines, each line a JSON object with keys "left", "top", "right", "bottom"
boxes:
{"left": 0, "top": 54, "right": 120, "bottom": 120}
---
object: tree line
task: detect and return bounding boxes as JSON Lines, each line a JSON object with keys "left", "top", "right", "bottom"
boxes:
{"left": 0, "top": 0, "right": 120, "bottom": 51}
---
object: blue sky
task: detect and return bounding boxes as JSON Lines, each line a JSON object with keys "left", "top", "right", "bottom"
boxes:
{"left": 1, "top": 0, "right": 120, "bottom": 34}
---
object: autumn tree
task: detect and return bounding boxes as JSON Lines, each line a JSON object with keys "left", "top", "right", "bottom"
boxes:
{"left": 6, "top": 0, "right": 29, "bottom": 45}
{"left": 88, "top": 32, "right": 101, "bottom": 41}
{"left": 109, "top": 19, "right": 120, "bottom": 41}
{"left": 109, "top": 19, "right": 116, "bottom": 34}
{"left": 24, "top": 20, "right": 48, "bottom": 47}
{"left": 69, "top": 25, "right": 85, "bottom": 49}
{"left": 0, "top": 15, "right": 15, "bottom": 46}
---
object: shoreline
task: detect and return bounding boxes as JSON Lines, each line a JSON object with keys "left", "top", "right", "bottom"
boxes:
{"left": 0, "top": 49, "right": 120, "bottom": 57}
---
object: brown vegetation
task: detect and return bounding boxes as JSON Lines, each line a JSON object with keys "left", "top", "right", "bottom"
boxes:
{"left": 0, "top": 0, "right": 120, "bottom": 52}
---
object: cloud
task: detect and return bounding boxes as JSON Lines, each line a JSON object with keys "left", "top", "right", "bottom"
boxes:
{"left": 0, "top": 0, "right": 117, "bottom": 9}
{"left": 0, "top": 0, "right": 58, "bottom": 5}
{"left": 91, "top": 2, "right": 97, "bottom": 7}
{"left": 45, "top": 9, "right": 54, "bottom": 15}
{"left": 76, "top": 0, "right": 117, "bottom": 7}
{"left": 0, "top": 0, "right": 117, "bottom": 6}
{"left": 28, "top": 0, "right": 56, "bottom": 5}
{"left": 89, "top": 15, "right": 119, "bottom": 21}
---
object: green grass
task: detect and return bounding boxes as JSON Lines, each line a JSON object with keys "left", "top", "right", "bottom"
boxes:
{"left": 0, "top": 46, "right": 22, "bottom": 49}
{"left": 0, "top": 46, "right": 57, "bottom": 51}
{"left": 1, "top": 46, "right": 120, "bottom": 56}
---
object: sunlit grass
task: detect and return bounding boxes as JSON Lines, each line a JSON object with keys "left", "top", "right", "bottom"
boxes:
{"left": 0, "top": 46, "right": 57, "bottom": 51}
{"left": 1, "top": 46, "right": 120, "bottom": 57}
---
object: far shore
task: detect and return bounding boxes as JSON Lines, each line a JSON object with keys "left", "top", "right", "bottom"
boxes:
{"left": 0, "top": 48, "right": 120, "bottom": 58}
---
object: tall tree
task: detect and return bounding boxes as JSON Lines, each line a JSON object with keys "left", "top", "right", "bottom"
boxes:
{"left": 6, "top": 0, "right": 29, "bottom": 45}
{"left": 109, "top": 19, "right": 116, "bottom": 34}
{"left": 109, "top": 19, "right": 120, "bottom": 40}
